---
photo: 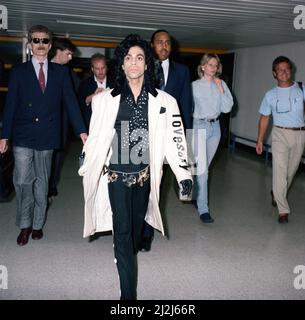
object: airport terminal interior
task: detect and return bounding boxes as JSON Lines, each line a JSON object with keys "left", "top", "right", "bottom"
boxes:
{"left": 1, "top": 0, "right": 305, "bottom": 300}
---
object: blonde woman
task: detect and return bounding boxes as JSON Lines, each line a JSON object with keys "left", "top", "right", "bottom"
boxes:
{"left": 192, "top": 53, "right": 233, "bottom": 223}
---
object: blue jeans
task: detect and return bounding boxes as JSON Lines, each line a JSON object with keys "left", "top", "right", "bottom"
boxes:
{"left": 13, "top": 147, "right": 53, "bottom": 229}
{"left": 193, "top": 119, "right": 221, "bottom": 215}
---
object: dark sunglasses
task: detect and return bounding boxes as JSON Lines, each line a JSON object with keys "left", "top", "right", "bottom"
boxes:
{"left": 31, "top": 38, "right": 50, "bottom": 44}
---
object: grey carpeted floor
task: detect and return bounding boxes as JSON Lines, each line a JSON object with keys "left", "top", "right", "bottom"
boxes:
{"left": 1, "top": 141, "right": 305, "bottom": 300}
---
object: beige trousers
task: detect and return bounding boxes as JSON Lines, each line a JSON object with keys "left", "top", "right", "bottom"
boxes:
{"left": 272, "top": 126, "right": 305, "bottom": 214}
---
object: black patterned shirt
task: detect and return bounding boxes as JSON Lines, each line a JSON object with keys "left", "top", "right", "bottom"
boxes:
{"left": 109, "top": 82, "right": 149, "bottom": 172}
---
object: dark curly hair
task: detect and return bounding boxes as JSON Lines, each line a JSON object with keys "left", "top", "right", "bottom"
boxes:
{"left": 113, "top": 34, "right": 156, "bottom": 93}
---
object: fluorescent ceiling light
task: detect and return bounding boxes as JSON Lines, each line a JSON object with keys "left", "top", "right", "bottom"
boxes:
{"left": 57, "top": 20, "right": 156, "bottom": 31}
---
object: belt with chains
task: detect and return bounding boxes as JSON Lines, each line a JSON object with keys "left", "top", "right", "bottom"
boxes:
{"left": 103, "top": 165, "right": 150, "bottom": 187}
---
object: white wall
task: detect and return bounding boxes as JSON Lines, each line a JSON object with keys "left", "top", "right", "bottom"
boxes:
{"left": 77, "top": 47, "right": 105, "bottom": 58}
{"left": 231, "top": 41, "right": 305, "bottom": 145}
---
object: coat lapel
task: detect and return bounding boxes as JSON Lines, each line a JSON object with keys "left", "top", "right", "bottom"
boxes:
{"left": 90, "top": 76, "right": 98, "bottom": 91}
{"left": 165, "top": 61, "right": 175, "bottom": 92}
{"left": 148, "top": 92, "right": 161, "bottom": 140}
{"left": 107, "top": 93, "right": 120, "bottom": 130}
{"left": 44, "top": 62, "right": 56, "bottom": 96}
{"left": 148, "top": 91, "right": 164, "bottom": 171}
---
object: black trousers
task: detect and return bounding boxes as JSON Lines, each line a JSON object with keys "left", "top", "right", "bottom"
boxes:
{"left": 108, "top": 176, "right": 150, "bottom": 300}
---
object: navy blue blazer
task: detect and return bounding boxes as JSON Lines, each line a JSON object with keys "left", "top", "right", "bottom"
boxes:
{"left": 1, "top": 61, "right": 86, "bottom": 150}
{"left": 78, "top": 75, "right": 113, "bottom": 130}
{"left": 164, "top": 60, "right": 193, "bottom": 129}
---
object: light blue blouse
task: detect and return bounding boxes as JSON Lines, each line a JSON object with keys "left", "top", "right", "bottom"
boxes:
{"left": 192, "top": 78, "right": 233, "bottom": 119}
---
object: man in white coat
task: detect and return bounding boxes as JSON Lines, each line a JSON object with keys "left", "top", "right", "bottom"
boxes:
{"left": 79, "top": 34, "right": 192, "bottom": 300}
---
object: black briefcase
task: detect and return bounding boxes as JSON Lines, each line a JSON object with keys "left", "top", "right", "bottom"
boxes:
{"left": 0, "top": 151, "right": 14, "bottom": 202}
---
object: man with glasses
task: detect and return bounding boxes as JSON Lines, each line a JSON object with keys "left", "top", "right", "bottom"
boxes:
{"left": 0, "top": 25, "right": 87, "bottom": 246}
{"left": 256, "top": 56, "right": 305, "bottom": 223}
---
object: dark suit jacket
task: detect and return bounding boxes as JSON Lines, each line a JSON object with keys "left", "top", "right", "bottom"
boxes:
{"left": 78, "top": 75, "right": 113, "bottom": 130}
{"left": 164, "top": 60, "right": 193, "bottom": 129}
{"left": 1, "top": 61, "right": 86, "bottom": 150}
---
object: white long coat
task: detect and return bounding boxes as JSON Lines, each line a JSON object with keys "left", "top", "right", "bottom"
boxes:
{"left": 78, "top": 88, "right": 192, "bottom": 238}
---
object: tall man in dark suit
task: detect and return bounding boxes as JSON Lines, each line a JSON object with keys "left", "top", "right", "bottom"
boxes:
{"left": 151, "top": 29, "right": 193, "bottom": 130}
{"left": 138, "top": 29, "right": 193, "bottom": 252}
{"left": 0, "top": 25, "right": 87, "bottom": 246}
{"left": 78, "top": 53, "right": 113, "bottom": 131}
{"left": 48, "top": 37, "right": 79, "bottom": 197}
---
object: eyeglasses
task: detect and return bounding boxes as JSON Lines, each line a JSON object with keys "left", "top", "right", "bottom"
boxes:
{"left": 275, "top": 88, "right": 292, "bottom": 113}
{"left": 276, "top": 99, "right": 292, "bottom": 113}
{"left": 31, "top": 38, "right": 50, "bottom": 44}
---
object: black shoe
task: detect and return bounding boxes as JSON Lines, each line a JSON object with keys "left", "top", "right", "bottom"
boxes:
{"left": 278, "top": 214, "right": 288, "bottom": 223}
{"left": 32, "top": 229, "right": 43, "bottom": 240}
{"left": 17, "top": 228, "right": 32, "bottom": 246}
{"left": 139, "top": 237, "right": 153, "bottom": 252}
{"left": 200, "top": 213, "right": 214, "bottom": 223}
{"left": 48, "top": 188, "right": 58, "bottom": 197}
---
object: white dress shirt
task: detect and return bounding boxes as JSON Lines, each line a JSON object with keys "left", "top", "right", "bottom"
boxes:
{"left": 94, "top": 75, "right": 107, "bottom": 89}
{"left": 161, "top": 59, "right": 169, "bottom": 86}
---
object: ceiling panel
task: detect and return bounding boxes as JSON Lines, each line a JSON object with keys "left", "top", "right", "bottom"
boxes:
{"left": 1, "top": 0, "right": 305, "bottom": 50}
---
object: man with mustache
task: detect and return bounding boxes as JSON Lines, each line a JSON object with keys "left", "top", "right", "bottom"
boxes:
{"left": 0, "top": 25, "right": 87, "bottom": 246}
{"left": 151, "top": 29, "right": 193, "bottom": 130}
